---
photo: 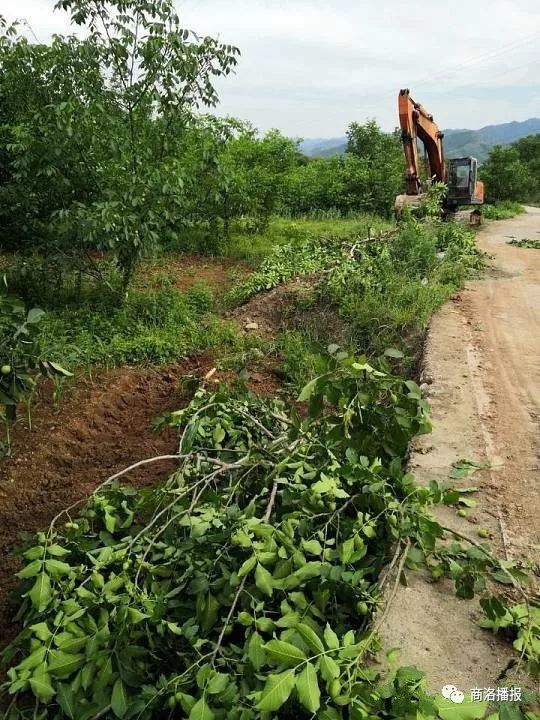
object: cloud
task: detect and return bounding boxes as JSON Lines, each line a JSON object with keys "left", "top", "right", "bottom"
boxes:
{"left": 2, "top": 0, "right": 540, "bottom": 136}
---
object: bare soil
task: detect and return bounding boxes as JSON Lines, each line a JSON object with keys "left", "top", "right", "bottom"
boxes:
{"left": 227, "top": 275, "right": 320, "bottom": 336}
{"left": 0, "top": 357, "right": 204, "bottom": 648}
{"left": 380, "top": 207, "right": 540, "bottom": 692}
{"left": 135, "top": 255, "right": 252, "bottom": 293}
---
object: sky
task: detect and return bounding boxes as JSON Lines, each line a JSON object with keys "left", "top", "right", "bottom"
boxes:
{"left": 2, "top": 0, "right": 540, "bottom": 138}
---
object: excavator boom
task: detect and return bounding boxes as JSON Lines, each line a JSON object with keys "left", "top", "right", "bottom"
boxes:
{"left": 398, "top": 88, "right": 445, "bottom": 193}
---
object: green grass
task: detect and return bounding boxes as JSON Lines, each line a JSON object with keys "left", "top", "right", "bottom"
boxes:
{"left": 2, "top": 212, "right": 481, "bottom": 379}
{"left": 36, "top": 285, "right": 242, "bottom": 369}
{"left": 482, "top": 201, "right": 525, "bottom": 220}
{"left": 277, "top": 331, "right": 332, "bottom": 392}
{"left": 223, "top": 214, "right": 389, "bottom": 263}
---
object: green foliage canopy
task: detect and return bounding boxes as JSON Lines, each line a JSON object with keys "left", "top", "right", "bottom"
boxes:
{"left": 282, "top": 121, "right": 404, "bottom": 217}
{"left": 0, "top": 0, "right": 239, "bottom": 288}
{"left": 480, "top": 136, "right": 540, "bottom": 203}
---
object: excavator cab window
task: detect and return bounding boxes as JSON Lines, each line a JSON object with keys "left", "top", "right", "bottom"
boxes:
{"left": 447, "top": 157, "right": 478, "bottom": 205}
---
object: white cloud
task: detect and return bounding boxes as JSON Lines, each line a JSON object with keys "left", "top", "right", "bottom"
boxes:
{"left": 2, "top": 0, "right": 539, "bottom": 136}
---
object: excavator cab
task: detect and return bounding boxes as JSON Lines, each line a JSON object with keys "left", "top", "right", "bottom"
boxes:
{"left": 446, "top": 157, "right": 484, "bottom": 207}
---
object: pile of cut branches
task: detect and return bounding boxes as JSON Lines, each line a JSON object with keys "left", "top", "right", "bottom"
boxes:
{"left": 1, "top": 351, "right": 537, "bottom": 719}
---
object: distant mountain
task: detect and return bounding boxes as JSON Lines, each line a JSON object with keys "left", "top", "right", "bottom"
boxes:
{"left": 298, "top": 137, "right": 346, "bottom": 157}
{"left": 443, "top": 119, "right": 540, "bottom": 162}
{"left": 300, "top": 118, "right": 540, "bottom": 164}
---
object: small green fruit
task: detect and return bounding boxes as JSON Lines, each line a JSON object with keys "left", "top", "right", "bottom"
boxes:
{"left": 356, "top": 601, "right": 369, "bottom": 615}
{"left": 329, "top": 679, "right": 341, "bottom": 698}
{"left": 167, "top": 695, "right": 177, "bottom": 708}
{"left": 457, "top": 509, "right": 467, "bottom": 517}
{"left": 237, "top": 611, "right": 252, "bottom": 626}
{"left": 1, "top": 365, "right": 11, "bottom": 375}
{"left": 478, "top": 528, "right": 490, "bottom": 538}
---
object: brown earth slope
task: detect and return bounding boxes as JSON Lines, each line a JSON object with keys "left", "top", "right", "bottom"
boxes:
{"left": 0, "top": 353, "right": 227, "bottom": 649}
{"left": 381, "top": 207, "right": 540, "bottom": 692}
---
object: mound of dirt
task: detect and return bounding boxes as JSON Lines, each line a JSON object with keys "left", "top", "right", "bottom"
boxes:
{"left": 227, "top": 275, "right": 319, "bottom": 336}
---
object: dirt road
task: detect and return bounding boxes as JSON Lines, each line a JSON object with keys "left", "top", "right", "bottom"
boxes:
{"left": 381, "top": 207, "right": 540, "bottom": 691}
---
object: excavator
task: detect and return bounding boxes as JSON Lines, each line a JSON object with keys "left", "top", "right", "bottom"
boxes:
{"left": 395, "top": 88, "right": 484, "bottom": 221}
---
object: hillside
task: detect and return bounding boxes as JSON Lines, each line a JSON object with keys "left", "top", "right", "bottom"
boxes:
{"left": 300, "top": 117, "right": 540, "bottom": 162}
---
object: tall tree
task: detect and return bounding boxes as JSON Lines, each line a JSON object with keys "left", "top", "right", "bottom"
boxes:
{"left": 480, "top": 144, "right": 535, "bottom": 202}
{"left": 0, "top": 1, "right": 239, "bottom": 291}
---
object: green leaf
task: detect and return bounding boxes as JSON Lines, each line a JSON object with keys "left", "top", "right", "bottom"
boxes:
{"left": 16, "top": 646, "right": 46, "bottom": 672}
{"left": 189, "top": 696, "right": 215, "bottom": 720}
{"left": 255, "top": 563, "right": 273, "bottom": 596}
{"left": 111, "top": 678, "right": 129, "bottom": 719}
{"left": 104, "top": 511, "right": 116, "bottom": 533}
{"left": 434, "top": 696, "right": 488, "bottom": 720}
{"left": 458, "top": 498, "right": 477, "bottom": 508}
{"left": 323, "top": 624, "right": 340, "bottom": 650}
{"left": 301, "top": 539, "right": 322, "bottom": 555}
{"left": 46, "top": 361, "right": 73, "bottom": 377}
{"left": 339, "top": 537, "right": 355, "bottom": 563}
{"left": 57, "top": 683, "right": 76, "bottom": 719}
{"left": 45, "top": 559, "right": 72, "bottom": 578}
{"left": 46, "top": 544, "right": 70, "bottom": 557}
{"left": 247, "top": 631, "right": 265, "bottom": 670}
{"left": 26, "top": 308, "right": 45, "bottom": 324}
{"left": 256, "top": 670, "right": 296, "bottom": 712}
{"left": 264, "top": 639, "right": 306, "bottom": 666}
{"left": 449, "top": 459, "right": 481, "bottom": 479}
{"left": 385, "top": 348, "right": 404, "bottom": 358}
{"left": 17, "top": 559, "right": 42, "bottom": 579}
{"left": 297, "top": 377, "right": 319, "bottom": 401}
{"left": 237, "top": 554, "right": 257, "bottom": 579}
{"left": 48, "top": 650, "right": 84, "bottom": 678}
{"left": 29, "top": 668, "right": 54, "bottom": 702}
{"left": 296, "top": 622, "right": 324, "bottom": 654}
{"left": 213, "top": 425, "right": 225, "bottom": 444}
{"left": 206, "top": 672, "right": 228, "bottom": 694}
{"left": 127, "top": 608, "right": 148, "bottom": 625}
{"left": 28, "top": 572, "right": 52, "bottom": 612}
{"left": 29, "top": 622, "right": 52, "bottom": 642}
{"left": 165, "top": 621, "right": 183, "bottom": 635}
{"left": 320, "top": 655, "right": 340, "bottom": 682}
{"left": 296, "top": 661, "right": 320, "bottom": 713}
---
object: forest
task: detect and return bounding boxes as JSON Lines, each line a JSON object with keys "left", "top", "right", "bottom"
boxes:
{"left": 0, "top": 2, "right": 538, "bottom": 720}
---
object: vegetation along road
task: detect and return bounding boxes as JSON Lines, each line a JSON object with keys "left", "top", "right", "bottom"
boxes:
{"left": 382, "top": 206, "right": 540, "bottom": 692}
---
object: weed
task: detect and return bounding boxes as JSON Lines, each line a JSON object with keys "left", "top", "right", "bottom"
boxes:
{"left": 231, "top": 217, "right": 483, "bottom": 359}
{"left": 482, "top": 202, "right": 525, "bottom": 220}
{"left": 223, "top": 215, "right": 389, "bottom": 264}
{"left": 36, "top": 287, "right": 238, "bottom": 368}
{"left": 508, "top": 237, "right": 540, "bottom": 249}
{"left": 278, "top": 331, "right": 331, "bottom": 390}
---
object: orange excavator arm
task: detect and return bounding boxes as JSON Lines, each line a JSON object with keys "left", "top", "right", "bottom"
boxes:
{"left": 398, "top": 88, "right": 446, "bottom": 195}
